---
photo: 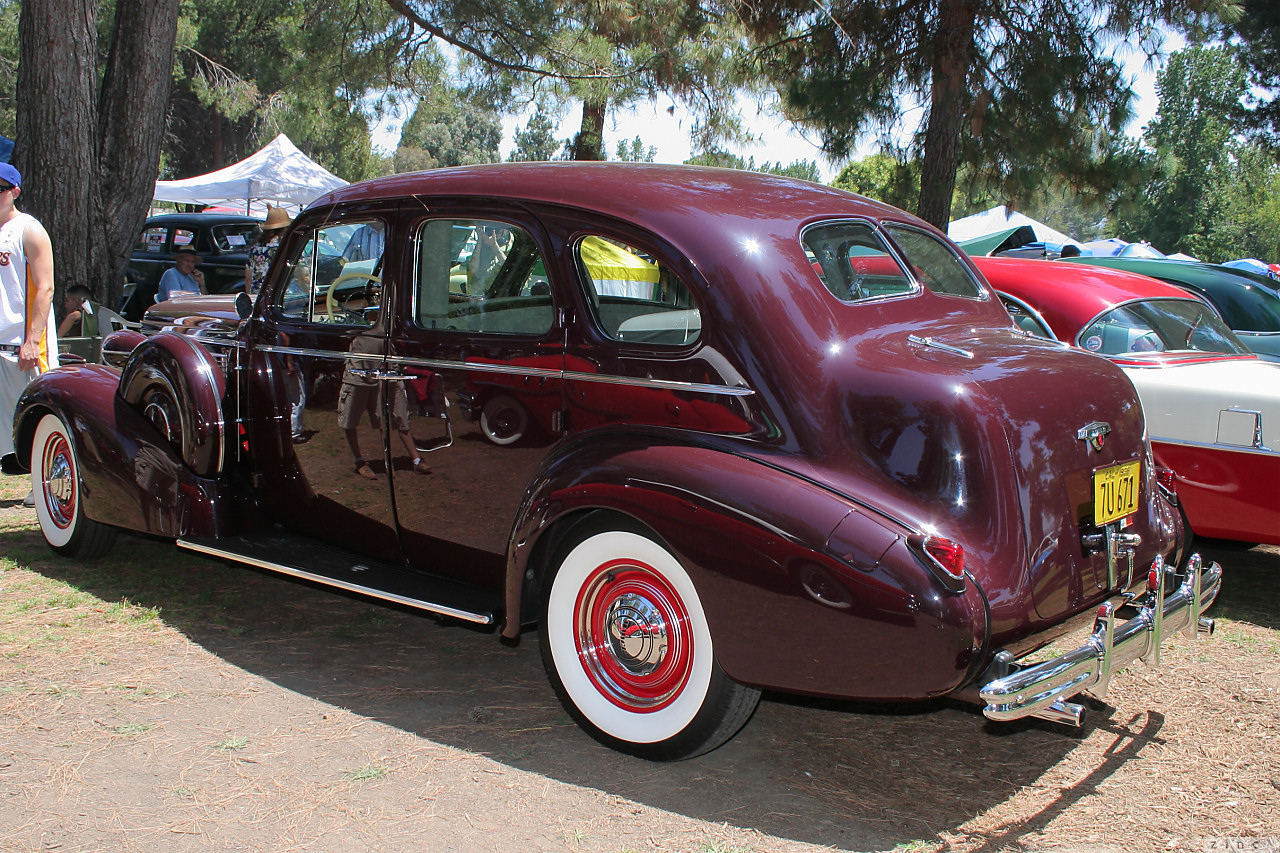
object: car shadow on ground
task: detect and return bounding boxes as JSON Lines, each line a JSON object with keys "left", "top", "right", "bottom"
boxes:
{"left": 7, "top": 524, "right": 1274, "bottom": 851}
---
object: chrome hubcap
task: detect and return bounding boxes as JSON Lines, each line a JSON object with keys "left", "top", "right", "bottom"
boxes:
{"left": 603, "top": 592, "right": 668, "bottom": 676}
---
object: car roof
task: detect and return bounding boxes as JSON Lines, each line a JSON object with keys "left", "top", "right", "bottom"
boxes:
{"left": 145, "top": 212, "right": 262, "bottom": 225}
{"left": 308, "top": 162, "right": 923, "bottom": 239}
{"left": 975, "top": 255, "right": 1200, "bottom": 339}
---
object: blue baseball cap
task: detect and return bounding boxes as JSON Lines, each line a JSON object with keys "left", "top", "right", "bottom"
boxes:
{"left": 0, "top": 162, "right": 19, "bottom": 189}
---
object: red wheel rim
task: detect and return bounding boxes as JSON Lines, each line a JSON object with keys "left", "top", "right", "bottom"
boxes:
{"left": 573, "top": 558, "right": 694, "bottom": 713}
{"left": 41, "top": 432, "right": 76, "bottom": 531}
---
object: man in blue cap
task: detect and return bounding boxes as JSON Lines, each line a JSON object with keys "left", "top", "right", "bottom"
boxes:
{"left": 0, "top": 162, "right": 58, "bottom": 508}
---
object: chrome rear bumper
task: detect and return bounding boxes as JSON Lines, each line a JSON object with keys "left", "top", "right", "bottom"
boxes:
{"left": 979, "top": 553, "right": 1221, "bottom": 725}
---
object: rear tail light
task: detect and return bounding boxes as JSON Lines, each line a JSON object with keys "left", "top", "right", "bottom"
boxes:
{"left": 908, "top": 533, "right": 967, "bottom": 593}
{"left": 1154, "top": 466, "right": 1179, "bottom": 504}
{"left": 924, "top": 535, "right": 965, "bottom": 579}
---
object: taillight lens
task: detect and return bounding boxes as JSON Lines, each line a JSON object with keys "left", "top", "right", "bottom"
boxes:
{"left": 923, "top": 535, "right": 965, "bottom": 580}
{"left": 907, "top": 533, "right": 967, "bottom": 593}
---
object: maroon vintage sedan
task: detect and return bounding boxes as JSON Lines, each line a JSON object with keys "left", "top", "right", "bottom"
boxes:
{"left": 13, "top": 164, "right": 1219, "bottom": 759}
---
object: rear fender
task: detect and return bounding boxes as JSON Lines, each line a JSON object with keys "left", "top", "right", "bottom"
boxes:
{"left": 14, "top": 365, "right": 228, "bottom": 537}
{"left": 117, "top": 333, "right": 227, "bottom": 477}
{"left": 507, "top": 434, "right": 988, "bottom": 700}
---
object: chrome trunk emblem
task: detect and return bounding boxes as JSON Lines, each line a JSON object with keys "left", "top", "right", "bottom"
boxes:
{"left": 1077, "top": 421, "right": 1110, "bottom": 452}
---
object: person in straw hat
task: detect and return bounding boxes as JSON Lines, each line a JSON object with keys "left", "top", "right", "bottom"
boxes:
{"left": 244, "top": 205, "right": 292, "bottom": 296}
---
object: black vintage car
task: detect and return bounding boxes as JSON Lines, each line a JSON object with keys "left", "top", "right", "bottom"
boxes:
{"left": 122, "top": 212, "right": 262, "bottom": 319}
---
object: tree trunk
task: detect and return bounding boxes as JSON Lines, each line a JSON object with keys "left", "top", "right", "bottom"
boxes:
{"left": 16, "top": 0, "right": 179, "bottom": 313}
{"left": 15, "top": 0, "right": 100, "bottom": 308}
{"left": 571, "top": 99, "right": 608, "bottom": 161}
{"left": 95, "top": 0, "right": 181, "bottom": 310}
{"left": 916, "top": 0, "right": 975, "bottom": 230}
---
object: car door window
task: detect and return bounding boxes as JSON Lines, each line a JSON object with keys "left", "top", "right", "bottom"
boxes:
{"left": 277, "top": 219, "right": 385, "bottom": 326}
{"left": 576, "top": 235, "right": 699, "bottom": 346}
{"left": 413, "top": 218, "right": 553, "bottom": 336}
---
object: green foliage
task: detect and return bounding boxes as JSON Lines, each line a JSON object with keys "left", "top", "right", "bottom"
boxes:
{"left": 833, "top": 153, "right": 922, "bottom": 209}
{"left": 166, "top": 0, "right": 433, "bottom": 182}
{"left": 1230, "top": 0, "right": 1280, "bottom": 149}
{"left": 1116, "top": 45, "right": 1280, "bottom": 261}
{"left": 394, "top": 88, "right": 501, "bottom": 170}
{"left": 739, "top": 0, "right": 1238, "bottom": 227}
{"left": 685, "top": 149, "right": 819, "bottom": 180}
{"left": 614, "top": 136, "right": 657, "bottom": 162}
{"left": 508, "top": 104, "right": 564, "bottom": 162}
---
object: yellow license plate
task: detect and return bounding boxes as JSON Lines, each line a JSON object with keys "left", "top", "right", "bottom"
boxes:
{"left": 1093, "top": 460, "right": 1141, "bottom": 526}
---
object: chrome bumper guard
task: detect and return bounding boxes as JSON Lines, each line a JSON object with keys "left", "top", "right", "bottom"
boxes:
{"left": 979, "top": 553, "right": 1222, "bottom": 726}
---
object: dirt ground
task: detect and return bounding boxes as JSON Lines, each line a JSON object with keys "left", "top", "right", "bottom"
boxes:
{"left": 2, "top": 474, "right": 1277, "bottom": 853}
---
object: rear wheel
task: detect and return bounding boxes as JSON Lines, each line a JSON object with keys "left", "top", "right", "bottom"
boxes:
{"left": 540, "top": 517, "right": 760, "bottom": 760}
{"left": 31, "top": 413, "right": 117, "bottom": 559}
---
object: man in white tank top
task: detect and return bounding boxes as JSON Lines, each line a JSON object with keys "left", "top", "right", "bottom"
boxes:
{"left": 0, "top": 162, "right": 57, "bottom": 498}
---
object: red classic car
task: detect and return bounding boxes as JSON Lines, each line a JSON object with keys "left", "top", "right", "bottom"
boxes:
{"left": 977, "top": 256, "right": 1280, "bottom": 547}
{"left": 13, "top": 164, "right": 1220, "bottom": 760}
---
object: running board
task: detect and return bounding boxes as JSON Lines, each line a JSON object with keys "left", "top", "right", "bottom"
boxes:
{"left": 177, "top": 532, "right": 498, "bottom": 626}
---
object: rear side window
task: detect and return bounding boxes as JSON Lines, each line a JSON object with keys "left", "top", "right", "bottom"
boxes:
{"left": 885, "top": 224, "right": 986, "bottom": 298}
{"left": 803, "top": 221, "right": 915, "bottom": 302}
{"left": 575, "top": 235, "right": 699, "bottom": 346}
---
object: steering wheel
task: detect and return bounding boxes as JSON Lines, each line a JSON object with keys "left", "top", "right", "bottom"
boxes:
{"left": 326, "top": 272, "right": 382, "bottom": 320}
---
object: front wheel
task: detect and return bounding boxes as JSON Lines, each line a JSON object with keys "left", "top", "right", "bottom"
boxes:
{"left": 540, "top": 519, "right": 760, "bottom": 760}
{"left": 31, "top": 413, "right": 117, "bottom": 559}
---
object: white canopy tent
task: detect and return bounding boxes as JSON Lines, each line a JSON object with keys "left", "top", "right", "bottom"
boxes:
{"left": 947, "top": 205, "right": 1076, "bottom": 247}
{"left": 153, "top": 134, "right": 347, "bottom": 214}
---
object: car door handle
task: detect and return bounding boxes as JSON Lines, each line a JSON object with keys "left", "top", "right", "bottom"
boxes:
{"left": 346, "top": 367, "right": 409, "bottom": 382}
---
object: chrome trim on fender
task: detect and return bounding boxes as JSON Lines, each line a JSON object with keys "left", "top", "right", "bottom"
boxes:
{"left": 979, "top": 553, "right": 1221, "bottom": 725}
{"left": 175, "top": 539, "right": 495, "bottom": 626}
{"left": 1150, "top": 434, "right": 1275, "bottom": 455}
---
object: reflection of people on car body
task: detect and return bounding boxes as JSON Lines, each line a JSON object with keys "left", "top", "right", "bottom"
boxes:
{"left": 337, "top": 322, "right": 428, "bottom": 480}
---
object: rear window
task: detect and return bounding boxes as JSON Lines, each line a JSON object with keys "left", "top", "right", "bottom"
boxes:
{"left": 885, "top": 224, "right": 986, "bottom": 298}
{"left": 803, "top": 221, "right": 987, "bottom": 302}
{"left": 803, "top": 221, "right": 915, "bottom": 302}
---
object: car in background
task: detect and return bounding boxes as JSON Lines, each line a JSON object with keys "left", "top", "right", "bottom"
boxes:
{"left": 123, "top": 212, "right": 263, "bottom": 319}
{"left": 957, "top": 228, "right": 1280, "bottom": 363}
{"left": 1060, "top": 254, "right": 1280, "bottom": 363}
{"left": 13, "top": 163, "right": 1219, "bottom": 759}
{"left": 977, "top": 255, "right": 1280, "bottom": 547}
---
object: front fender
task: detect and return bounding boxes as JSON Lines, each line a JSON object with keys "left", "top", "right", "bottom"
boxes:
{"left": 15, "top": 365, "right": 230, "bottom": 538}
{"left": 118, "top": 332, "right": 227, "bottom": 477}
{"left": 508, "top": 433, "right": 989, "bottom": 702}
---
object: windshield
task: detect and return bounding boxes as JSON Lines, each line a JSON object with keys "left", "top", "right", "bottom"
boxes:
{"left": 1078, "top": 298, "right": 1251, "bottom": 357}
